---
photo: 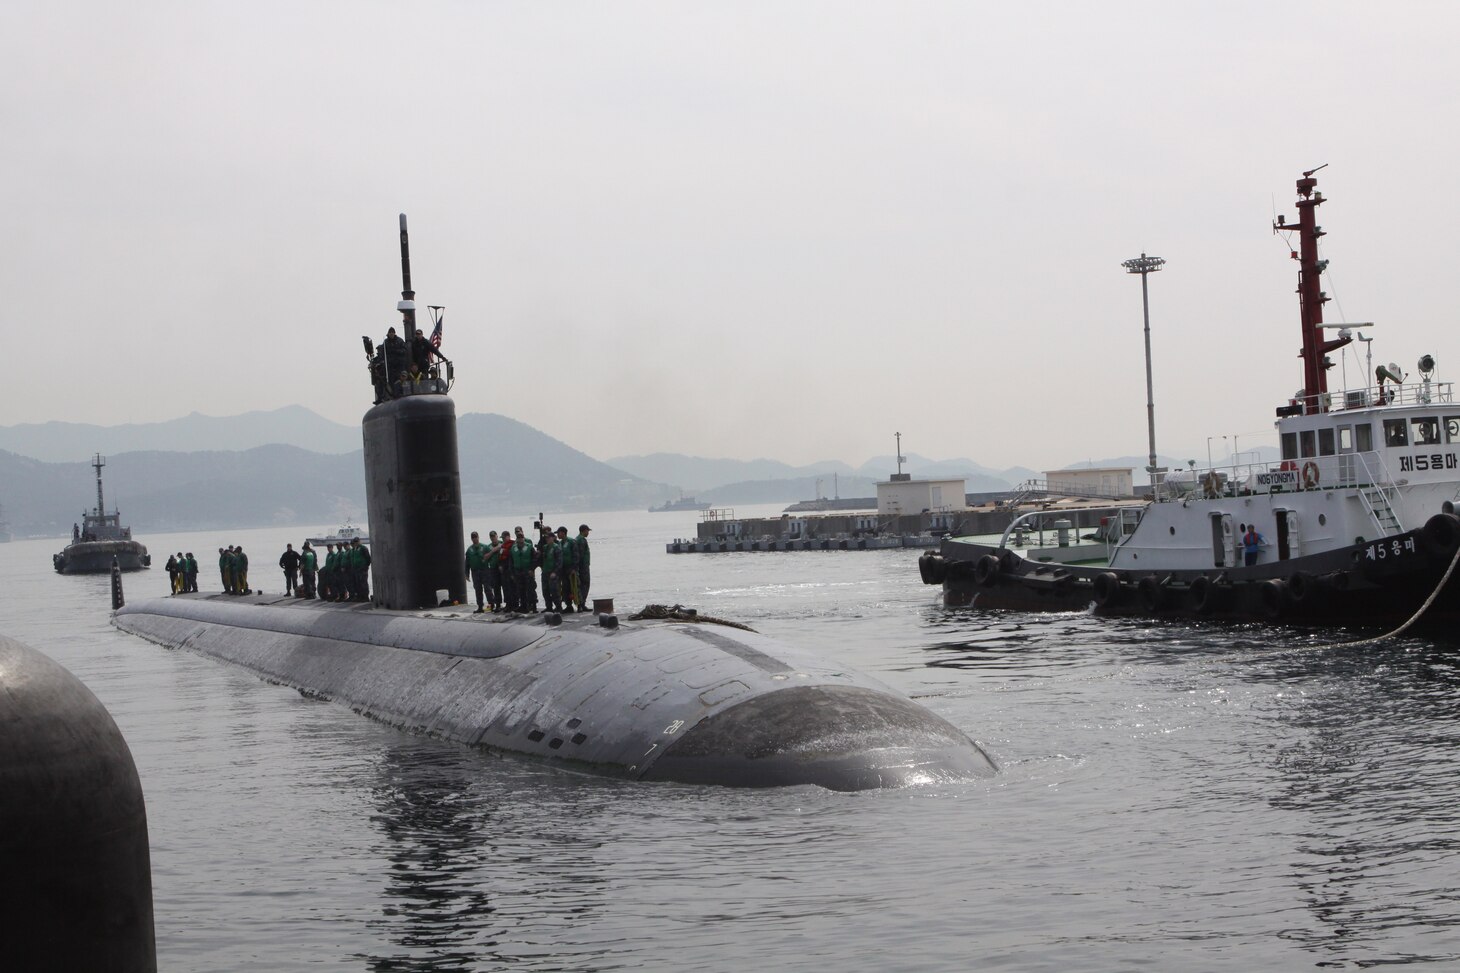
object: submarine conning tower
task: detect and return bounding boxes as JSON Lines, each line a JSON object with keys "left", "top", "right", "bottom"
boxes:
{"left": 363, "top": 214, "right": 467, "bottom": 610}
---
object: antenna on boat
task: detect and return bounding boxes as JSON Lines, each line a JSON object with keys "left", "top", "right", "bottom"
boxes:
{"left": 92, "top": 453, "right": 106, "bottom": 517}
{"left": 1276, "top": 168, "right": 1351, "bottom": 414}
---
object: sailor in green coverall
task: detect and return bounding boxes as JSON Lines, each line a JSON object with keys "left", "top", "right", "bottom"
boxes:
{"left": 300, "top": 543, "right": 318, "bottom": 599}
{"left": 508, "top": 527, "right": 536, "bottom": 612}
{"left": 539, "top": 529, "right": 563, "bottom": 612}
{"left": 554, "top": 527, "right": 577, "bottom": 612}
{"left": 465, "top": 532, "right": 491, "bottom": 613}
{"left": 348, "top": 537, "right": 371, "bottom": 601}
{"left": 574, "top": 525, "right": 591, "bottom": 611}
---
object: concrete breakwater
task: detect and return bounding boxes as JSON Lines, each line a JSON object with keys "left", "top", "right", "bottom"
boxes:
{"left": 668, "top": 534, "right": 940, "bottom": 553}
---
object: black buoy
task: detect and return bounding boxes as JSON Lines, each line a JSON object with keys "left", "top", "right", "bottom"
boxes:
{"left": 0, "top": 634, "right": 155, "bottom": 970}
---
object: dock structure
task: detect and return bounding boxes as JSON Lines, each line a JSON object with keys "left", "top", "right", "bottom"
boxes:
{"left": 666, "top": 500, "right": 1133, "bottom": 554}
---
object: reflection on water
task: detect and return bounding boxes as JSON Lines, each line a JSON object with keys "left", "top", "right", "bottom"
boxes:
{"left": 3, "top": 526, "right": 1460, "bottom": 969}
{"left": 362, "top": 744, "right": 501, "bottom": 971}
{"left": 1250, "top": 645, "right": 1460, "bottom": 966}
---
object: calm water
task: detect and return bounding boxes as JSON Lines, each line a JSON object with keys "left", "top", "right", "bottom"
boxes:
{"left": 3, "top": 504, "right": 1458, "bottom": 971}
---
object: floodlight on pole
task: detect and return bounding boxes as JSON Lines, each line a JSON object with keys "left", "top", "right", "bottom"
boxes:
{"left": 1123, "top": 253, "right": 1165, "bottom": 494}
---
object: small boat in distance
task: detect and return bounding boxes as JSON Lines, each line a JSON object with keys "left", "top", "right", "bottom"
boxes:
{"left": 53, "top": 454, "right": 151, "bottom": 573}
{"left": 306, "top": 521, "right": 370, "bottom": 546}
{"left": 921, "top": 168, "right": 1460, "bottom": 629}
{"left": 649, "top": 495, "right": 711, "bottom": 513}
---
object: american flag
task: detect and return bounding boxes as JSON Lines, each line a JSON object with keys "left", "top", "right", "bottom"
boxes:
{"left": 430, "top": 315, "right": 443, "bottom": 349}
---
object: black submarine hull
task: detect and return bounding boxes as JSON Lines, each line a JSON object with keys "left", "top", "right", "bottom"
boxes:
{"left": 112, "top": 594, "right": 995, "bottom": 790}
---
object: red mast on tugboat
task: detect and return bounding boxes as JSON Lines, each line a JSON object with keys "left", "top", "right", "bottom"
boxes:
{"left": 1279, "top": 164, "right": 1352, "bottom": 413}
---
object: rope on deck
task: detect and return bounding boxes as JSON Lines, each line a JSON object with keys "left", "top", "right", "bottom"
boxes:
{"left": 627, "top": 603, "right": 757, "bottom": 632}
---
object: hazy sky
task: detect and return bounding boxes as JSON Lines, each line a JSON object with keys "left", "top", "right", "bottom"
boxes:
{"left": 5, "top": 2, "right": 1458, "bottom": 472}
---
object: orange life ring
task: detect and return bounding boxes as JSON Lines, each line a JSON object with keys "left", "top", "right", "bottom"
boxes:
{"left": 1301, "top": 461, "right": 1320, "bottom": 489}
{"left": 1279, "top": 460, "right": 1298, "bottom": 472}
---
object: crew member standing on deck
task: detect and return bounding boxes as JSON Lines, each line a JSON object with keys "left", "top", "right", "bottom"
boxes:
{"left": 184, "top": 552, "right": 198, "bottom": 593}
{"left": 509, "top": 526, "right": 535, "bottom": 612}
{"left": 539, "top": 528, "right": 563, "bottom": 612}
{"left": 381, "top": 327, "right": 409, "bottom": 398}
{"left": 350, "top": 537, "right": 371, "bottom": 601}
{"left": 279, "top": 543, "right": 301, "bottom": 595}
{"left": 300, "top": 542, "right": 317, "bottom": 599}
{"left": 497, "top": 528, "right": 516, "bottom": 611}
{"left": 1242, "top": 524, "right": 1264, "bottom": 567}
{"left": 165, "top": 553, "right": 179, "bottom": 594}
{"left": 574, "top": 524, "right": 592, "bottom": 611}
{"left": 556, "top": 526, "right": 578, "bottom": 612}
{"left": 484, "top": 530, "right": 503, "bottom": 612}
{"left": 465, "top": 531, "right": 491, "bottom": 613}
{"left": 235, "top": 546, "right": 250, "bottom": 594}
{"left": 411, "top": 328, "right": 445, "bottom": 377}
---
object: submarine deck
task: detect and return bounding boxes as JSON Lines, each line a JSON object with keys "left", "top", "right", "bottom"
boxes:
{"left": 113, "top": 591, "right": 996, "bottom": 790}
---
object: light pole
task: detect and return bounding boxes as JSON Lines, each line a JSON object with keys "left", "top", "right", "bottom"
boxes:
{"left": 1123, "top": 253, "right": 1166, "bottom": 494}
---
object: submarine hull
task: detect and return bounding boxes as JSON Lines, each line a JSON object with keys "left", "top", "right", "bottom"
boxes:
{"left": 112, "top": 594, "right": 995, "bottom": 790}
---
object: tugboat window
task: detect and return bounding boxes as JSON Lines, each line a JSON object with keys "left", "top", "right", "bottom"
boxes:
{"left": 1446, "top": 416, "right": 1460, "bottom": 443}
{"left": 1281, "top": 432, "right": 1298, "bottom": 460}
{"left": 1355, "top": 423, "right": 1373, "bottom": 452}
{"left": 1338, "top": 426, "right": 1353, "bottom": 452}
{"left": 1383, "top": 418, "right": 1409, "bottom": 447}
{"left": 1412, "top": 416, "right": 1441, "bottom": 446}
{"left": 1300, "top": 430, "right": 1316, "bottom": 457}
{"left": 1318, "top": 428, "right": 1336, "bottom": 456}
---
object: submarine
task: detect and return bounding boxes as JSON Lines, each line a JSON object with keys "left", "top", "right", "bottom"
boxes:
{"left": 111, "top": 216, "right": 996, "bottom": 791}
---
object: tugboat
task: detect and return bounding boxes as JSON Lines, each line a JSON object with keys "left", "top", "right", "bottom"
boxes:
{"left": 920, "top": 168, "right": 1460, "bottom": 628}
{"left": 53, "top": 454, "right": 151, "bottom": 573}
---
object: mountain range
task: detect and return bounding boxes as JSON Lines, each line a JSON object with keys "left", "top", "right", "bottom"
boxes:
{"left": 0, "top": 406, "right": 1198, "bottom": 538}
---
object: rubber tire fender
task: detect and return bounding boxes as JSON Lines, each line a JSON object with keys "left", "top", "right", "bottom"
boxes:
{"left": 1257, "top": 578, "right": 1286, "bottom": 618}
{"left": 1287, "top": 571, "right": 1320, "bottom": 604}
{"left": 1137, "top": 575, "right": 1165, "bottom": 611}
{"left": 1091, "top": 571, "right": 1122, "bottom": 608}
{"left": 1188, "top": 575, "right": 1215, "bottom": 614}
{"left": 1422, "top": 512, "right": 1460, "bottom": 560}
{"left": 919, "top": 553, "right": 949, "bottom": 586}
{"left": 974, "top": 554, "right": 1002, "bottom": 588}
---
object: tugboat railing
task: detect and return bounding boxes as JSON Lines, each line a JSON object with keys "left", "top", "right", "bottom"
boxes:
{"left": 997, "top": 504, "right": 1140, "bottom": 556}
{"left": 1292, "top": 380, "right": 1453, "bottom": 413}
{"left": 1353, "top": 450, "right": 1404, "bottom": 533}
